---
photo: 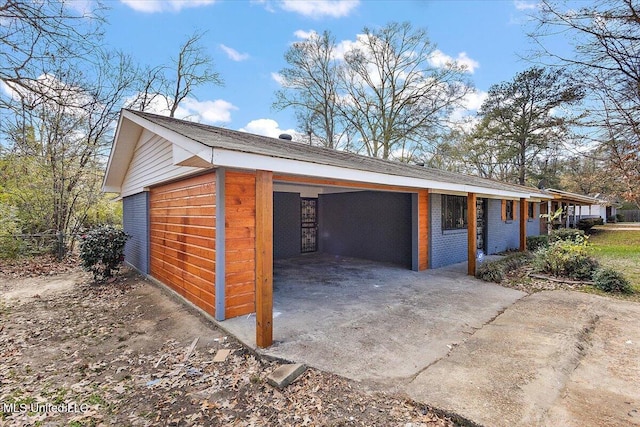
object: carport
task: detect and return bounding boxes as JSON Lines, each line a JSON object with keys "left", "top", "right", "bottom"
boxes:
{"left": 105, "top": 111, "right": 549, "bottom": 350}
{"left": 220, "top": 255, "right": 525, "bottom": 384}
{"left": 273, "top": 177, "right": 422, "bottom": 270}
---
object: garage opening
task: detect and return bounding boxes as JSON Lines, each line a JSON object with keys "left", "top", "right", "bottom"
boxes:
{"left": 273, "top": 183, "right": 414, "bottom": 269}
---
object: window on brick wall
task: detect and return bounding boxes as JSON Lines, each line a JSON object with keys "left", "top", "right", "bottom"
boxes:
{"left": 502, "top": 199, "right": 515, "bottom": 221}
{"left": 528, "top": 202, "right": 534, "bottom": 220}
{"left": 442, "top": 195, "right": 467, "bottom": 230}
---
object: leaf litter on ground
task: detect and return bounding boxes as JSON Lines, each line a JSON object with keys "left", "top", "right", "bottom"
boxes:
{"left": 0, "top": 259, "right": 455, "bottom": 426}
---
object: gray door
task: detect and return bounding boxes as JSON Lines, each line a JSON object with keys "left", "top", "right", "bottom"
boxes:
{"left": 301, "top": 198, "right": 318, "bottom": 253}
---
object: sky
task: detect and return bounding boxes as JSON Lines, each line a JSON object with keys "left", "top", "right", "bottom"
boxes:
{"left": 100, "top": 0, "right": 549, "bottom": 138}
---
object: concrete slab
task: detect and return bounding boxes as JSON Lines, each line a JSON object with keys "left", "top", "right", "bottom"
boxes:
{"left": 221, "top": 254, "right": 525, "bottom": 385}
{"left": 267, "top": 363, "right": 307, "bottom": 389}
{"left": 405, "top": 290, "right": 640, "bottom": 427}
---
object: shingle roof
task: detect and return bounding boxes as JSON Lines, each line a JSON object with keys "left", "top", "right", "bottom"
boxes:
{"left": 545, "top": 189, "right": 601, "bottom": 204}
{"left": 128, "top": 110, "right": 546, "bottom": 197}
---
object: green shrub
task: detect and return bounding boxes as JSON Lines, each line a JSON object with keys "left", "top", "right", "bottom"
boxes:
{"left": 607, "top": 215, "right": 617, "bottom": 223}
{"left": 0, "top": 203, "right": 23, "bottom": 259}
{"left": 533, "top": 239, "right": 599, "bottom": 280}
{"left": 615, "top": 213, "right": 624, "bottom": 222}
{"left": 549, "top": 228, "right": 586, "bottom": 244}
{"left": 79, "top": 225, "right": 129, "bottom": 282}
{"left": 592, "top": 268, "right": 632, "bottom": 293}
{"left": 476, "top": 252, "right": 532, "bottom": 283}
{"left": 476, "top": 262, "right": 504, "bottom": 283}
{"left": 577, "top": 218, "right": 603, "bottom": 232}
{"left": 527, "top": 235, "right": 549, "bottom": 251}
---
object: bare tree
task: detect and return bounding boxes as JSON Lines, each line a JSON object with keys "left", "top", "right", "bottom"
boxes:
{"left": 339, "top": 22, "right": 472, "bottom": 160}
{"left": 4, "top": 49, "right": 141, "bottom": 250}
{"left": 530, "top": 0, "right": 640, "bottom": 206}
{"left": 0, "top": 0, "right": 104, "bottom": 110}
{"left": 166, "top": 31, "right": 223, "bottom": 117}
{"left": 274, "top": 31, "right": 343, "bottom": 149}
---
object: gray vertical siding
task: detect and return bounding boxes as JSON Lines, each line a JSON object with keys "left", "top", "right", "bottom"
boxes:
{"left": 318, "top": 191, "right": 412, "bottom": 268}
{"left": 122, "top": 192, "right": 149, "bottom": 274}
{"left": 485, "top": 198, "right": 520, "bottom": 254}
{"left": 273, "top": 192, "right": 302, "bottom": 259}
{"left": 429, "top": 193, "right": 468, "bottom": 269}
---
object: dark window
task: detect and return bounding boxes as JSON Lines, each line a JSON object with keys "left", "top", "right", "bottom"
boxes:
{"left": 505, "top": 200, "right": 514, "bottom": 221}
{"left": 528, "top": 202, "right": 534, "bottom": 219}
{"left": 442, "top": 195, "right": 467, "bottom": 230}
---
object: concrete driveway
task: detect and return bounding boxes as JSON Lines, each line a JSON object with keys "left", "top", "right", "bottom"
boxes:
{"left": 221, "top": 254, "right": 640, "bottom": 426}
{"left": 222, "top": 254, "right": 525, "bottom": 383}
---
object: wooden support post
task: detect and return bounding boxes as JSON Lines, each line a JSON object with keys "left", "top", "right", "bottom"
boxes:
{"left": 467, "top": 193, "right": 477, "bottom": 276}
{"left": 519, "top": 198, "right": 527, "bottom": 252}
{"left": 419, "top": 189, "right": 429, "bottom": 271}
{"left": 255, "top": 170, "right": 273, "bottom": 348}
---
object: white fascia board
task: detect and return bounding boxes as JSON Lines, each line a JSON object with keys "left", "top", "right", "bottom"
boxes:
{"left": 172, "top": 145, "right": 214, "bottom": 168}
{"left": 103, "top": 110, "right": 213, "bottom": 194}
{"left": 102, "top": 113, "right": 141, "bottom": 192}
{"left": 211, "top": 148, "right": 534, "bottom": 199}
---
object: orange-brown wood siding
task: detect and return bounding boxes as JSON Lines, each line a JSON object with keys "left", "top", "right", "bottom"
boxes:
{"left": 418, "top": 190, "right": 429, "bottom": 270}
{"left": 274, "top": 174, "right": 421, "bottom": 193}
{"left": 225, "top": 171, "right": 256, "bottom": 318}
{"left": 149, "top": 173, "right": 216, "bottom": 315}
{"left": 467, "top": 193, "right": 477, "bottom": 276}
{"left": 255, "top": 170, "right": 274, "bottom": 348}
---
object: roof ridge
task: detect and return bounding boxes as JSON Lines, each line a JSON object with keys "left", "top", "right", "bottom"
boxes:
{"left": 125, "top": 109, "right": 545, "bottom": 195}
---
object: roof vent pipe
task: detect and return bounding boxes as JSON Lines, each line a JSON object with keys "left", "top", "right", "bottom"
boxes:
{"left": 279, "top": 133, "right": 292, "bottom": 141}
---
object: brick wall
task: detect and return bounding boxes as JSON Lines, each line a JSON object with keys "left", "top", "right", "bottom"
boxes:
{"left": 527, "top": 202, "right": 542, "bottom": 237}
{"left": 429, "top": 193, "right": 468, "bottom": 268}
{"left": 486, "top": 198, "right": 520, "bottom": 254}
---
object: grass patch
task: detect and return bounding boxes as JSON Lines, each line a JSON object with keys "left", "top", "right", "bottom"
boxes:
{"left": 587, "top": 229, "right": 640, "bottom": 298}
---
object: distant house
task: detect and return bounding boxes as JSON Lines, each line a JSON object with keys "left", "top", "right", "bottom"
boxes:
{"left": 543, "top": 189, "right": 617, "bottom": 229}
{"left": 103, "top": 110, "right": 550, "bottom": 346}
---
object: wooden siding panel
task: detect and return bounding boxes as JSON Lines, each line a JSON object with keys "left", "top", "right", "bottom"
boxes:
{"left": 255, "top": 170, "right": 274, "bottom": 348}
{"left": 274, "top": 174, "right": 421, "bottom": 193}
{"left": 519, "top": 198, "right": 527, "bottom": 251}
{"left": 225, "top": 171, "right": 256, "bottom": 318}
{"left": 467, "top": 193, "right": 477, "bottom": 276}
{"left": 418, "top": 190, "right": 429, "bottom": 270}
{"left": 149, "top": 172, "right": 216, "bottom": 316}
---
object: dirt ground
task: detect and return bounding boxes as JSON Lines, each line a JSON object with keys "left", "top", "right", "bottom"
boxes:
{"left": 0, "top": 258, "right": 456, "bottom": 427}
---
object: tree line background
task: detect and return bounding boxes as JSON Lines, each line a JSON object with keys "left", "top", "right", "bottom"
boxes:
{"left": 0, "top": 0, "right": 638, "bottom": 257}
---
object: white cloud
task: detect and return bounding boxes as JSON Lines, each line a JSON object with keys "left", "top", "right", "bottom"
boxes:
{"left": 220, "top": 44, "right": 249, "bottom": 62}
{"left": 240, "top": 118, "right": 298, "bottom": 139}
{"left": 0, "top": 81, "right": 19, "bottom": 100}
{"left": 126, "top": 94, "right": 237, "bottom": 124}
{"left": 66, "top": 0, "right": 95, "bottom": 17}
{"left": 294, "top": 29, "right": 317, "bottom": 40}
{"left": 250, "top": 0, "right": 275, "bottom": 13}
{"left": 449, "top": 90, "right": 488, "bottom": 129}
{"left": 2, "top": 74, "right": 93, "bottom": 115}
{"left": 271, "top": 72, "right": 286, "bottom": 86}
{"left": 120, "top": 0, "right": 216, "bottom": 13}
{"left": 514, "top": 0, "right": 538, "bottom": 11}
{"left": 429, "top": 49, "right": 479, "bottom": 74}
{"left": 179, "top": 98, "right": 237, "bottom": 123}
{"left": 280, "top": 0, "right": 359, "bottom": 18}
{"left": 461, "top": 90, "right": 488, "bottom": 111}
